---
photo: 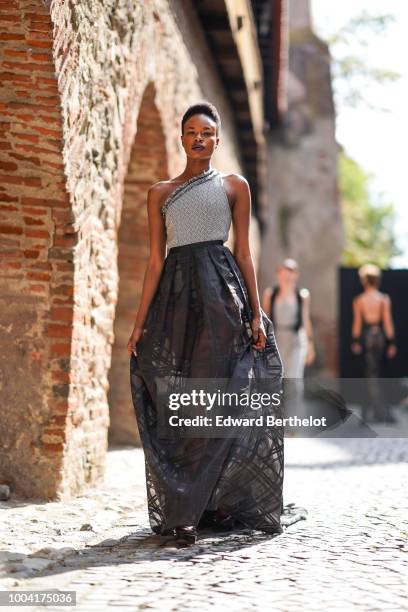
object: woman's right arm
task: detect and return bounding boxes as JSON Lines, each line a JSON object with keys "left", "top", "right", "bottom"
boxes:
{"left": 128, "top": 184, "right": 167, "bottom": 355}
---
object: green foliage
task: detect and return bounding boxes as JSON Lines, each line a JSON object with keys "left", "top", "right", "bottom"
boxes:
{"left": 326, "top": 11, "right": 402, "bottom": 264}
{"left": 326, "top": 11, "right": 400, "bottom": 111}
{"left": 328, "top": 11, "right": 396, "bottom": 45}
{"left": 339, "top": 150, "right": 401, "bottom": 267}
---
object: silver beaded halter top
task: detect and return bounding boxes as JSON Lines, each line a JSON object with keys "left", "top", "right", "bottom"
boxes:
{"left": 160, "top": 168, "right": 232, "bottom": 249}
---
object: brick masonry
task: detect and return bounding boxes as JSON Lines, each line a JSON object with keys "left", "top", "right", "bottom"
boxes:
{"left": 0, "top": 0, "right": 247, "bottom": 498}
{"left": 0, "top": 0, "right": 73, "bottom": 499}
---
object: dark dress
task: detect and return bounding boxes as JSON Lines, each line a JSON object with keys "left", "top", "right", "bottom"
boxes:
{"left": 360, "top": 298, "right": 387, "bottom": 421}
{"left": 129, "top": 168, "right": 306, "bottom": 535}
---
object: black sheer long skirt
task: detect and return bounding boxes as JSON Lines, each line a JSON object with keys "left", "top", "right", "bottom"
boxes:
{"left": 360, "top": 322, "right": 387, "bottom": 421}
{"left": 129, "top": 239, "right": 304, "bottom": 535}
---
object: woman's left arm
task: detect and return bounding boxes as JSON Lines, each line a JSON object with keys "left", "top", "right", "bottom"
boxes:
{"left": 227, "top": 174, "right": 266, "bottom": 351}
{"left": 382, "top": 294, "right": 397, "bottom": 358}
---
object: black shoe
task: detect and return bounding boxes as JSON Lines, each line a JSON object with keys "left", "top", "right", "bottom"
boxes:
{"left": 152, "top": 525, "right": 175, "bottom": 536}
{"left": 174, "top": 526, "right": 197, "bottom": 546}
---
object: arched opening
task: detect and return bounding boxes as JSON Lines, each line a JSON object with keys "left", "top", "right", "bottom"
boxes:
{"left": 108, "top": 83, "right": 168, "bottom": 445}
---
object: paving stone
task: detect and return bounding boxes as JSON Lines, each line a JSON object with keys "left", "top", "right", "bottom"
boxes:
{"left": 0, "top": 440, "right": 407, "bottom": 610}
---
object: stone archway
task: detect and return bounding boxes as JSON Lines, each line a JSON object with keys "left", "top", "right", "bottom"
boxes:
{"left": 108, "top": 83, "right": 168, "bottom": 445}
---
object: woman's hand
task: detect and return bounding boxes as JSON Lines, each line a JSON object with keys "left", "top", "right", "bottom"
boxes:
{"left": 127, "top": 326, "right": 145, "bottom": 357}
{"left": 386, "top": 344, "right": 397, "bottom": 359}
{"left": 351, "top": 341, "right": 362, "bottom": 355}
{"left": 251, "top": 316, "right": 267, "bottom": 351}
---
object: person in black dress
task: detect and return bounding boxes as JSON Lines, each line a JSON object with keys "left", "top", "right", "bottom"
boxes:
{"left": 351, "top": 264, "right": 397, "bottom": 423}
{"left": 128, "top": 101, "right": 306, "bottom": 546}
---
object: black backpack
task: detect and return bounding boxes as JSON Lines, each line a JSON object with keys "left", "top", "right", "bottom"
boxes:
{"left": 269, "top": 285, "right": 304, "bottom": 332}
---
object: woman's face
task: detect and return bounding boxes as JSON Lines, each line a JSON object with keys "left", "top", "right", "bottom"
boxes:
{"left": 277, "top": 266, "right": 298, "bottom": 286}
{"left": 181, "top": 114, "right": 219, "bottom": 160}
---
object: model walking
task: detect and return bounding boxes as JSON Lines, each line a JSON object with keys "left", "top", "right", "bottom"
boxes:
{"left": 262, "top": 258, "right": 315, "bottom": 378}
{"left": 351, "top": 264, "right": 397, "bottom": 423}
{"left": 262, "top": 259, "right": 315, "bottom": 424}
{"left": 128, "top": 102, "right": 304, "bottom": 546}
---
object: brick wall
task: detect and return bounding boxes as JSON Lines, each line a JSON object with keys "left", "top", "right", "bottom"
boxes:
{"left": 0, "top": 0, "right": 245, "bottom": 498}
{"left": 0, "top": 0, "right": 73, "bottom": 498}
{"left": 108, "top": 82, "right": 169, "bottom": 446}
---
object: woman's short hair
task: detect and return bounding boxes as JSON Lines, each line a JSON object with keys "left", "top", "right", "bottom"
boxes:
{"left": 278, "top": 258, "right": 299, "bottom": 272}
{"left": 358, "top": 263, "right": 381, "bottom": 287}
{"left": 181, "top": 101, "right": 221, "bottom": 134}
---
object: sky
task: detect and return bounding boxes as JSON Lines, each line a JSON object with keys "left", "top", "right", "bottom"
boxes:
{"left": 311, "top": 0, "right": 408, "bottom": 267}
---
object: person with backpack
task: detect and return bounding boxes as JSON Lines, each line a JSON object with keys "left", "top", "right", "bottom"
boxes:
{"left": 262, "top": 258, "right": 315, "bottom": 378}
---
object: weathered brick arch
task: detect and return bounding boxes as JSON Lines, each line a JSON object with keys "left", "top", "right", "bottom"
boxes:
{"left": 1, "top": 0, "right": 242, "bottom": 500}
{"left": 0, "top": 1, "right": 73, "bottom": 500}
{"left": 108, "top": 82, "right": 169, "bottom": 445}
{"left": 0, "top": 0, "right": 199, "bottom": 499}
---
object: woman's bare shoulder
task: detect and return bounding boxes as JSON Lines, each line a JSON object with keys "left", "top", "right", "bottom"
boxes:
{"left": 380, "top": 291, "right": 391, "bottom": 303}
{"left": 147, "top": 178, "right": 181, "bottom": 204}
{"left": 221, "top": 173, "right": 249, "bottom": 188}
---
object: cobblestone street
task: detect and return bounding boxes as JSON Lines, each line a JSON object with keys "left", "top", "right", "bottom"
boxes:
{"left": 1, "top": 436, "right": 407, "bottom": 611}
{"left": 1, "top": 0, "right": 408, "bottom": 611}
